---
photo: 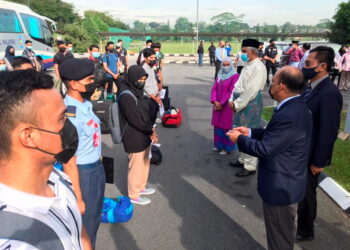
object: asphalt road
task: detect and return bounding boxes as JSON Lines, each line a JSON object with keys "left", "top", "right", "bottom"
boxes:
{"left": 94, "top": 62, "right": 350, "bottom": 250}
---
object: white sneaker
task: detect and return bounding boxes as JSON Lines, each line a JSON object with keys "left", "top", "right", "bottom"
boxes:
{"left": 219, "top": 150, "right": 228, "bottom": 155}
{"left": 140, "top": 188, "right": 156, "bottom": 195}
{"left": 212, "top": 147, "right": 219, "bottom": 151}
{"left": 131, "top": 197, "right": 151, "bottom": 205}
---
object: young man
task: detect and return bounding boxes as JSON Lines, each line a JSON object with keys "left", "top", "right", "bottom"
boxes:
{"left": 53, "top": 41, "right": 74, "bottom": 81}
{"left": 11, "top": 56, "right": 34, "bottom": 70}
{"left": 0, "top": 70, "right": 91, "bottom": 250}
{"left": 285, "top": 40, "right": 304, "bottom": 67}
{"left": 22, "top": 40, "right": 38, "bottom": 71}
{"left": 225, "top": 41, "right": 232, "bottom": 57}
{"left": 102, "top": 41, "right": 119, "bottom": 97}
{"left": 298, "top": 43, "right": 311, "bottom": 69}
{"left": 137, "top": 39, "right": 153, "bottom": 65}
{"left": 59, "top": 58, "right": 105, "bottom": 248}
{"left": 215, "top": 41, "right": 227, "bottom": 78}
{"left": 227, "top": 67, "right": 312, "bottom": 250}
{"left": 208, "top": 42, "right": 216, "bottom": 66}
{"left": 66, "top": 42, "right": 74, "bottom": 53}
{"left": 117, "top": 39, "right": 129, "bottom": 72}
{"left": 142, "top": 48, "right": 161, "bottom": 124}
{"left": 297, "top": 46, "right": 343, "bottom": 242}
{"left": 151, "top": 42, "right": 164, "bottom": 87}
{"left": 264, "top": 39, "right": 278, "bottom": 86}
{"left": 88, "top": 45, "right": 101, "bottom": 63}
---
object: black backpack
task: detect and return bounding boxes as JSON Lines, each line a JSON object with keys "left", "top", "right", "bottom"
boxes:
{"left": 150, "top": 145, "right": 163, "bottom": 165}
{"left": 93, "top": 57, "right": 108, "bottom": 88}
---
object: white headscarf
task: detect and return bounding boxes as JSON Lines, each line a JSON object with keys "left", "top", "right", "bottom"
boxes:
{"left": 217, "top": 57, "right": 235, "bottom": 81}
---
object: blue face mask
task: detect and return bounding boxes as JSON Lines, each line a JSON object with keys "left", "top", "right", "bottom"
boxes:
{"left": 0, "top": 65, "right": 7, "bottom": 71}
{"left": 241, "top": 53, "right": 248, "bottom": 62}
{"left": 155, "top": 51, "right": 160, "bottom": 58}
{"left": 92, "top": 52, "right": 100, "bottom": 58}
{"left": 27, "top": 46, "right": 32, "bottom": 50}
{"left": 222, "top": 66, "right": 231, "bottom": 74}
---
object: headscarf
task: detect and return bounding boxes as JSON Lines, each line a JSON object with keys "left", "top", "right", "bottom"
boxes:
{"left": 0, "top": 57, "right": 13, "bottom": 71}
{"left": 5, "top": 45, "right": 15, "bottom": 64}
{"left": 217, "top": 57, "right": 235, "bottom": 81}
{"left": 125, "top": 65, "right": 148, "bottom": 98}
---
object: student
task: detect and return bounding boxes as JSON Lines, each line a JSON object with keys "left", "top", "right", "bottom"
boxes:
{"left": 197, "top": 40, "right": 204, "bottom": 66}
{"left": 88, "top": 45, "right": 101, "bottom": 63}
{"left": 102, "top": 41, "right": 119, "bottom": 98}
{"left": 0, "top": 57, "right": 11, "bottom": 71}
{"left": 53, "top": 41, "right": 74, "bottom": 81}
{"left": 137, "top": 39, "right": 153, "bottom": 65}
{"left": 208, "top": 42, "right": 216, "bottom": 66}
{"left": 11, "top": 56, "right": 34, "bottom": 71}
{"left": 118, "top": 65, "right": 158, "bottom": 205}
{"left": 66, "top": 42, "right": 74, "bottom": 53}
{"left": 5, "top": 45, "right": 15, "bottom": 65}
{"left": 117, "top": 39, "right": 129, "bottom": 71}
{"left": 22, "top": 40, "right": 38, "bottom": 71}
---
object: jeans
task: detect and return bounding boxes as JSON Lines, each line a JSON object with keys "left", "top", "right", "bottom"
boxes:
{"left": 198, "top": 54, "right": 203, "bottom": 66}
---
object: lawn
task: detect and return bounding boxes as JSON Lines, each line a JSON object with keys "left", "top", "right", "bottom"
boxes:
{"left": 262, "top": 107, "right": 350, "bottom": 192}
{"left": 129, "top": 41, "right": 241, "bottom": 54}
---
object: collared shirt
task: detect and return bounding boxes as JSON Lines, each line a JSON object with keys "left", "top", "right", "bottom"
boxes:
{"left": 310, "top": 74, "right": 329, "bottom": 89}
{"left": 142, "top": 63, "right": 159, "bottom": 96}
{"left": 276, "top": 95, "right": 300, "bottom": 110}
{"left": 22, "top": 48, "right": 36, "bottom": 67}
{"left": 286, "top": 48, "right": 304, "bottom": 62}
{"left": 102, "top": 52, "right": 118, "bottom": 78}
{"left": 64, "top": 95, "right": 101, "bottom": 165}
{"left": 215, "top": 47, "right": 227, "bottom": 62}
{"left": 298, "top": 50, "right": 309, "bottom": 69}
{"left": 229, "top": 58, "right": 267, "bottom": 112}
{"left": 53, "top": 51, "right": 74, "bottom": 65}
{"left": 0, "top": 169, "right": 82, "bottom": 250}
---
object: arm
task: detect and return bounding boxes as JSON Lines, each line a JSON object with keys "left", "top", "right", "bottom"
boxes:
{"left": 220, "top": 74, "right": 239, "bottom": 106}
{"left": 63, "top": 156, "right": 85, "bottom": 214}
{"left": 285, "top": 48, "right": 293, "bottom": 55}
{"left": 251, "top": 128, "right": 265, "bottom": 140}
{"left": 211, "top": 80, "right": 218, "bottom": 103}
{"left": 215, "top": 48, "right": 222, "bottom": 61}
{"left": 81, "top": 226, "right": 92, "bottom": 250}
{"left": 54, "top": 64, "right": 60, "bottom": 80}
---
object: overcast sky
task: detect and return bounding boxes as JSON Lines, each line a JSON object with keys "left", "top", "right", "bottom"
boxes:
{"left": 66, "top": 0, "right": 345, "bottom": 27}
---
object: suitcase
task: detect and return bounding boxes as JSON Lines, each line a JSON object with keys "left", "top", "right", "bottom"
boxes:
{"left": 92, "top": 99, "right": 113, "bottom": 134}
{"left": 162, "top": 106, "right": 182, "bottom": 128}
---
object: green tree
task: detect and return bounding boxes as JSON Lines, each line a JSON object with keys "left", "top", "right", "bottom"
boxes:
{"left": 330, "top": 1, "right": 350, "bottom": 44}
{"left": 210, "top": 12, "right": 245, "bottom": 33}
{"left": 174, "top": 17, "right": 193, "bottom": 33}
{"left": 81, "top": 12, "right": 109, "bottom": 45}
{"left": 132, "top": 20, "right": 148, "bottom": 32}
{"left": 84, "top": 10, "right": 129, "bottom": 30}
{"left": 63, "top": 23, "right": 92, "bottom": 52}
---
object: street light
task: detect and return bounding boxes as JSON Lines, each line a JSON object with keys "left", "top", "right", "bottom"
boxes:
{"left": 196, "top": 0, "right": 199, "bottom": 46}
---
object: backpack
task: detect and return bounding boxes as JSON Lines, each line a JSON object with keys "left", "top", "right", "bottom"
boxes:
{"left": 109, "top": 90, "right": 137, "bottom": 144}
{"left": 93, "top": 57, "right": 108, "bottom": 88}
{"left": 150, "top": 145, "right": 163, "bottom": 165}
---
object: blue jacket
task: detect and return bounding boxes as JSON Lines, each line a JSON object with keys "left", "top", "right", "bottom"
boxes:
{"left": 237, "top": 97, "right": 313, "bottom": 206}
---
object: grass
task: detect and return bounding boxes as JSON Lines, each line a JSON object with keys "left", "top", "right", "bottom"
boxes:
{"left": 262, "top": 107, "right": 350, "bottom": 192}
{"left": 128, "top": 41, "right": 241, "bottom": 54}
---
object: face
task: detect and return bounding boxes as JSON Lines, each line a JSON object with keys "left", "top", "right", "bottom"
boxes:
{"left": 153, "top": 48, "right": 160, "bottom": 53}
{"left": 292, "top": 43, "right": 298, "bottom": 48}
{"left": 145, "top": 54, "right": 156, "bottom": 64}
{"left": 304, "top": 52, "right": 327, "bottom": 72}
{"left": 26, "top": 43, "right": 32, "bottom": 48}
{"left": 0, "top": 60, "right": 5, "bottom": 65}
{"left": 14, "top": 63, "right": 33, "bottom": 71}
{"left": 219, "top": 41, "right": 225, "bottom": 47}
{"left": 222, "top": 61, "right": 230, "bottom": 67}
{"left": 138, "top": 75, "right": 147, "bottom": 83}
{"left": 58, "top": 44, "right": 66, "bottom": 51}
{"left": 146, "top": 42, "right": 152, "bottom": 47}
{"left": 269, "top": 72, "right": 284, "bottom": 100}
{"left": 90, "top": 47, "right": 99, "bottom": 55}
{"left": 67, "top": 44, "right": 73, "bottom": 49}
{"left": 107, "top": 44, "right": 114, "bottom": 51}
{"left": 9, "top": 48, "right": 15, "bottom": 54}
{"left": 71, "top": 75, "right": 95, "bottom": 92}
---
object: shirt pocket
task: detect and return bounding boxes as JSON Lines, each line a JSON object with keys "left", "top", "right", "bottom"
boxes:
{"left": 83, "top": 121, "right": 95, "bottom": 137}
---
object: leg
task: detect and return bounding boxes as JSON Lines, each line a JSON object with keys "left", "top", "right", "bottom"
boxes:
{"left": 128, "top": 149, "right": 150, "bottom": 200}
{"left": 297, "top": 170, "right": 320, "bottom": 238}
{"left": 106, "top": 77, "right": 114, "bottom": 94}
{"left": 271, "top": 64, "right": 277, "bottom": 76}
{"left": 215, "top": 60, "right": 221, "bottom": 79}
{"left": 266, "top": 64, "right": 271, "bottom": 84}
{"left": 263, "top": 202, "right": 298, "bottom": 250}
{"left": 140, "top": 146, "right": 151, "bottom": 190}
{"left": 148, "top": 98, "right": 159, "bottom": 125}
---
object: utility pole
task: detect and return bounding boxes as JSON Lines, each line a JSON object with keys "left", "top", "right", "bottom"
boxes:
{"left": 196, "top": 0, "right": 199, "bottom": 46}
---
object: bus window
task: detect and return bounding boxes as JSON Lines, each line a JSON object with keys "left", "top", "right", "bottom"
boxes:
{"left": 20, "top": 13, "right": 52, "bottom": 47}
{"left": 0, "top": 8, "right": 22, "bottom": 33}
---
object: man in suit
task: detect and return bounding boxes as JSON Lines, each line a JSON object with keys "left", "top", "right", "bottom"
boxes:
{"left": 227, "top": 66, "right": 313, "bottom": 250}
{"left": 296, "top": 46, "right": 343, "bottom": 241}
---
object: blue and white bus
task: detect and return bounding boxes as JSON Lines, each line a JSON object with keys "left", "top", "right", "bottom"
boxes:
{"left": 0, "top": 0, "right": 57, "bottom": 70}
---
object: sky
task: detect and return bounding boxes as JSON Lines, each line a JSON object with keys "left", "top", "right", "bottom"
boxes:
{"left": 66, "top": 0, "right": 345, "bottom": 27}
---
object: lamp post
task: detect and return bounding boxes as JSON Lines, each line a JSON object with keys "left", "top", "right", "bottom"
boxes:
{"left": 196, "top": 0, "right": 199, "bottom": 46}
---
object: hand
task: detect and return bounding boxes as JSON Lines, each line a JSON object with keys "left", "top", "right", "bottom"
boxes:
{"left": 150, "top": 133, "right": 158, "bottom": 144}
{"left": 310, "top": 165, "right": 323, "bottom": 175}
{"left": 214, "top": 101, "right": 222, "bottom": 110}
{"left": 113, "top": 73, "right": 119, "bottom": 80}
{"left": 234, "top": 126, "right": 249, "bottom": 137}
{"left": 229, "top": 101, "right": 236, "bottom": 112}
{"left": 155, "top": 96, "right": 162, "bottom": 105}
{"left": 226, "top": 130, "right": 242, "bottom": 143}
{"left": 77, "top": 199, "right": 86, "bottom": 214}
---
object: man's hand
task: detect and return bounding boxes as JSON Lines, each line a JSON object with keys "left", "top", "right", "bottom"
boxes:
{"left": 226, "top": 129, "right": 242, "bottom": 143}
{"left": 234, "top": 127, "right": 250, "bottom": 137}
{"left": 310, "top": 165, "right": 324, "bottom": 175}
{"left": 77, "top": 198, "right": 86, "bottom": 214}
{"left": 155, "top": 96, "right": 162, "bottom": 105}
{"left": 113, "top": 73, "right": 119, "bottom": 80}
{"left": 150, "top": 133, "right": 158, "bottom": 144}
{"left": 229, "top": 101, "right": 236, "bottom": 112}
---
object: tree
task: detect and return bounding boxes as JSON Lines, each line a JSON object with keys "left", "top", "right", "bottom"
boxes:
{"left": 84, "top": 10, "right": 129, "bottom": 30}
{"left": 81, "top": 12, "right": 109, "bottom": 45}
{"left": 210, "top": 12, "right": 245, "bottom": 33}
{"left": 63, "top": 23, "right": 92, "bottom": 52}
{"left": 330, "top": 1, "right": 350, "bottom": 44}
{"left": 132, "top": 20, "right": 148, "bottom": 32}
{"left": 174, "top": 17, "right": 193, "bottom": 33}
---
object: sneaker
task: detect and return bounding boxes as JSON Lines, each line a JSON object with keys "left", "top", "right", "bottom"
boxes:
{"left": 219, "top": 150, "right": 228, "bottom": 155}
{"left": 130, "top": 197, "right": 151, "bottom": 205}
{"left": 156, "top": 118, "right": 162, "bottom": 124}
{"left": 140, "top": 188, "right": 156, "bottom": 195}
{"left": 212, "top": 147, "right": 219, "bottom": 151}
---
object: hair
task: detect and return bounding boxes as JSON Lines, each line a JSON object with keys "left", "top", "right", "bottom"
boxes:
{"left": 278, "top": 67, "right": 305, "bottom": 93}
{"left": 302, "top": 43, "right": 311, "bottom": 50}
{"left": 143, "top": 48, "right": 156, "bottom": 58}
{"left": 151, "top": 43, "right": 161, "bottom": 49}
{"left": 309, "top": 46, "right": 335, "bottom": 71}
{"left": 89, "top": 45, "right": 99, "bottom": 51}
{"left": 56, "top": 40, "right": 65, "bottom": 47}
{"left": 106, "top": 41, "right": 114, "bottom": 47}
{"left": 0, "top": 70, "right": 54, "bottom": 159}
{"left": 12, "top": 56, "right": 33, "bottom": 69}
{"left": 66, "top": 42, "right": 73, "bottom": 46}
{"left": 25, "top": 40, "right": 32, "bottom": 44}
{"left": 146, "top": 39, "right": 153, "bottom": 44}
{"left": 339, "top": 45, "right": 347, "bottom": 56}
{"left": 118, "top": 39, "right": 123, "bottom": 43}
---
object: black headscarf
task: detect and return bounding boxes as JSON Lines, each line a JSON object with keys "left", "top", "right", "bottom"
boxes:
{"left": 5, "top": 45, "right": 15, "bottom": 64}
{"left": 125, "top": 65, "right": 148, "bottom": 98}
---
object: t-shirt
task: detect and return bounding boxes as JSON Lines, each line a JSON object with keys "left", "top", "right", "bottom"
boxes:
{"left": 118, "top": 47, "right": 128, "bottom": 65}
{"left": 53, "top": 51, "right": 74, "bottom": 65}
{"left": 142, "top": 63, "right": 159, "bottom": 96}
{"left": 102, "top": 52, "right": 118, "bottom": 78}
{"left": 22, "top": 48, "right": 36, "bottom": 67}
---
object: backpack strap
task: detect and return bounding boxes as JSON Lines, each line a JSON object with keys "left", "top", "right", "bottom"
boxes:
{"left": 0, "top": 210, "right": 64, "bottom": 250}
{"left": 116, "top": 90, "right": 138, "bottom": 137}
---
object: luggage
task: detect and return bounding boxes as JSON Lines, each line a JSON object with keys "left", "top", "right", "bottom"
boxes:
{"left": 92, "top": 99, "right": 113, "bottom": 134}
{"left": 150, "top": 145, "right": 162, "bottom": 165}
{"left": 102, "top": 157, "right": 114, "bottom": 184}
{"left": 101, "top": 196, "right": 134, "bottom": 223}
{"left": 162, "top": 106, "right": 182, "bottom": 128}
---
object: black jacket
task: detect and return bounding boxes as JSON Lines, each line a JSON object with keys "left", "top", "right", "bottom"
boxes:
{"left": 303, "top": 76, "right": 343, "bottom": 167}
{"left": 118, "top": 66, "right": 153, "bottom": 153}
{"left": 237, "top": 97, "right": 313, "bottom": 206}
{"left": 197, "top": 45, "right": 204, "bottom": 54}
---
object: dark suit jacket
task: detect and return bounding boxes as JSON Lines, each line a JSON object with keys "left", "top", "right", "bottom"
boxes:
{"left": 304, "top": 76, "right": 343, "bottom": 167}
{"left": 237, "top": 97, "right": 313, "bottom": 206}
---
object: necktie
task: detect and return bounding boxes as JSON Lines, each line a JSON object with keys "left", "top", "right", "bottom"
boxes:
{"left": 302, "top": 84, "right": 312, "bottom": 101}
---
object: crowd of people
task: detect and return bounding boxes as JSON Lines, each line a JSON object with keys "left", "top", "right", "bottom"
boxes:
{"left": 0, "top": 34, "right": 346, "bottom": 250}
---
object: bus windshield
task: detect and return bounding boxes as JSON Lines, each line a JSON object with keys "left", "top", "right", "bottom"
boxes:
{"left": 0, "top": 8, "right": 22, "bottom": 33}
{"left": 20, "top": 13, "right": 53, "bottom": 47}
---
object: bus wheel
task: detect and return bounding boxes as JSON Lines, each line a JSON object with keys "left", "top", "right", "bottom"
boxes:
{"left": 37, "top": 58, "right": 44, "bottom": 72}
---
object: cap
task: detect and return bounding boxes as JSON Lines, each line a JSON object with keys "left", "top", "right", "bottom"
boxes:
{"left": 59, "top": 58, "right": 94, "bottom": 81}
{"left": 242, "top": 39, "right": 260, "bottom": 49}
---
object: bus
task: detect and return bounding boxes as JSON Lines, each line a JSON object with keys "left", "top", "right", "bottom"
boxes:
{"left": 0, "top": 0, "right": 57, "bottom": 70}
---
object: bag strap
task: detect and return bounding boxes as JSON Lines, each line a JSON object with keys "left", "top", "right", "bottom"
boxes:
{"left": 0, "top": 210, "right": 64, "bottom": 250}
{"left": 116, "top": 90, "right": 138, "bottom": 137}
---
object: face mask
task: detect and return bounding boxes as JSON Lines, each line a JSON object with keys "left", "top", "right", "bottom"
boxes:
{"left": 32, "top": 119, "right": 78, "bottom": 164}
{"left": 135, "top": 80, "right": 146, "bottom": 89}
{"left": 68, "top": 47, "right": 73, "bottom": 52}
{"left": 302, "top": 66, "right": 320, "bottom": 80}
{"left": 27, "top": 46, "right": 32, "bottom": 50}
{"left": 109, "top": 48, "right": 114, "bottom": 53}
{"left": 92, "top": 52, "right": 100, "bottom": 58}
{"left": 222, "top": 66, "right": 231, "bottom": 74}
{"left": 77, "top": 81, "right": 97, "bottom": 100}
{"left": 155, "top": 51, "right": 160, "bottom": 58}
{"left": 117, "top": 43, "right": 122, "bottom": 47}
{"left": 268, "top": 84, "right": 283, "bottom": 100}
{"left": 9, "top": 51, "right": 15, "bottom": 55}
{"left": 59, "top": 47, "right": 66, "bottom": 52}
{"left": 241, "top": 53, "right": 248, "bottom": 62}
{"left": 0, "top": 65, "right": 6, "bottom": 71}
{"left": 148, "top": 60, "right": 156, "bottom": 66}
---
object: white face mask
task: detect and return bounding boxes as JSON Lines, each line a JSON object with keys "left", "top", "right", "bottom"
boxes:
{"left": 0, "top": 65, "right": 7, "bottom": 71}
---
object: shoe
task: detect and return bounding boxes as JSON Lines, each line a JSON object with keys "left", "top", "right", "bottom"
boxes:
{"left": 219, "top": 150, "right": 228, "bottom": 155}
{"left": 229, "top": 161, "right": 244, "bottom": 168}
{"left": 236, "top": 169, "right": 256, "bottom": 177}
{"left": 156, "top": 118, "right": 162, "bottom": 124}
{"left": 212, "top": 147, "right": 219, "bottom": 151}
{"left": 295, "top": 234, "right": 315, "bottom": 242}
{"left": 140, "top": 188, "right": 156, "bottom": 195}
{"left": 130, "top": 197, "right": 151, "bottom": 205}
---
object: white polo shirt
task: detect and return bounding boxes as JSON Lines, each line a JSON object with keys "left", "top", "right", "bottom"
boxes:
{"left": 0, "top": 169, "right": 83, "bottom": 250}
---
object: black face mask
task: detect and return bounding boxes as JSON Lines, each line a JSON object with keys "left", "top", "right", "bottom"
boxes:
{"left": 59, "top": 47, "right": 66, "bottom": 52}
{"left": 80, "top": 82, "right": 97, "bottom": 100}
{"left": 302, "top": 66, "right": 319, "bottom": 80}
{"left": 109, "top": 49, "right": 114, "bottom": 53}
{"left": 135, "top": 80, "right": 145, "bottom": 89}
{"left": 32, "top": 119, "right": 78, "bottom": 164}
{"left": 268, "top": 84, "right": 282, "bottom": 100}
{"left": 148, "top": 60, "right": 156, "bottom": 66}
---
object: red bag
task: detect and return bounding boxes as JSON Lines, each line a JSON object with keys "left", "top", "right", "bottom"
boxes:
{"left": 162, "top": 107, "right": 182, "bottom": 128}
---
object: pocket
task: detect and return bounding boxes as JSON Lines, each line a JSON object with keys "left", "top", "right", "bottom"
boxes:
{"left": 84, "top": 123, "right": 94, "bottom": 137}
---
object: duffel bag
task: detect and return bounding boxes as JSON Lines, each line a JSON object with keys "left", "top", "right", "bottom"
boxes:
{"left": 162, "top": 106, "right": 182, "bottom": 128}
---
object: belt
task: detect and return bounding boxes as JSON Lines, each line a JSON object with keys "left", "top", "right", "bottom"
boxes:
{"left": 78, "top": 159, "right": 101, "bottom": 170}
